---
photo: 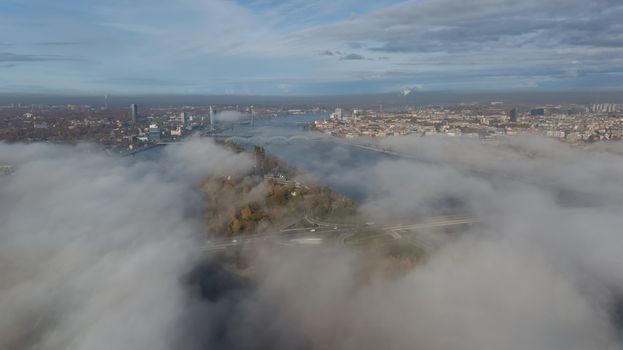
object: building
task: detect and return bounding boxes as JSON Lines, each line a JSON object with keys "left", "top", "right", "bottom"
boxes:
{"left": 255, "top": 146, "right": 266, "bottom": 174}
{"left": 33, "top": 121, "right": 48, "bottom": 129}
{"left": 592, "top": 104, "right": 618, "bottom": 113}
{"left": 171, "top": 126, "right": 182, "bottom": 137}
{"left": 148, "top": 124, "right": 161, "bottom": 141}
{"left": 0, "top": 165, "right": 14, "bottom": 176}
{"left": 330, "top": 108, "right": 342, "bottom": 120}
{"left": 209, "top": 106, "right": 214, "bottom": 128}
{"left": 130, "top": 104, "right": 138, "bottom": 124}
{"left": 509, "top": 108, "right": 518, "bottom": 122}
{"left": 352, "top": 108, "right": 360, "bottom": 123}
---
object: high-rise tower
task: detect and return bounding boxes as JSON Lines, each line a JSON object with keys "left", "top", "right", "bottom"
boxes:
{"left": 130, "top": 104, "right": 138, "bottom": 124}
{"left": 335, "top": 108, "right": 342, "bottom": 120}
{"left": 509, "top": 108, "right": 518, "bottom": 122}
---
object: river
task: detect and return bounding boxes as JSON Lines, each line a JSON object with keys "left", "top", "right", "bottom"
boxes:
{"left": 222, "top": 114, "right": 398, "bottom": 200}
{"left": 134, "top": 113, "right": 396, "bottom": 201}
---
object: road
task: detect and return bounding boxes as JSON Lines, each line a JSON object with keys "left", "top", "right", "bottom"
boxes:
{"left": 200, "top": 215, "right": 478, "bottom": 253}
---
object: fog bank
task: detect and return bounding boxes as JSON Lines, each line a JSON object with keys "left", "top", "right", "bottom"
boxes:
{"left": 1, "top": 135, "right": 623, "bottom": 349}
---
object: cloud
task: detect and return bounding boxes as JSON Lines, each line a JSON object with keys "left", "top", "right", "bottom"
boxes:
{"left": 285, "top": 0, "right": 623, "bottom": 91}
{"left": 1, "top": 0, "right": 623, "bottom": 93}
{"left": 0, "top": 139, "right": 252, "bottom": 350}
{"left": 340, "top": 53, "right": 366, "bottom": 60}
{"left": 303, "top": 0, "right": 623, "bottom": 53}
{"left": 33, "top": 42, "right": 82, "bottom": 47}
{"left": 246, "top": 241, "right": 619, "bottom": 350}
{"left": 2, "top": 134, "right": 623, "bottom": 349}
{"left": 248, "top": 134, "right": 623, "bottom": 349}
{"left": 213, "top": 110, "right": 248, "bottom": 123}
{"left": 0, "top": 52, "right": 79, "bottom": 63}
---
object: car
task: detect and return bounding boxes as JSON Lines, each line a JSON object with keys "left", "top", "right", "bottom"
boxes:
{"left": 309, "top": 229, "right": 316, "bottom": 232}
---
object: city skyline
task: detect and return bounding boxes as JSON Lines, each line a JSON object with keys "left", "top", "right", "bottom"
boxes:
{"left": 1, "top": 0, "right": 622, "bottom": 95}
{"left": 3, "top": 2, "right": 623, "bottom": 349}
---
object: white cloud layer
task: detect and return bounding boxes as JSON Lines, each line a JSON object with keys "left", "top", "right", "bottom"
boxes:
{"left": 1, "top": 135, "right": 623, "bottom": 349}
{"left": 0, "top": 139, "right": 252, "bottom": 349}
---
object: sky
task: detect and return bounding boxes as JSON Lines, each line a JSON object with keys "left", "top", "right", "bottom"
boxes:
{"left": 0, "top": 0, "right": 622, "bottom": 95}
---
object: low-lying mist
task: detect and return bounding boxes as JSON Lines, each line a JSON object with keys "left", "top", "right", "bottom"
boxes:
{"left": 0, "top": 139, "right": 253, "bottom": 349}
{"left": 1, "top": 135, "right": 622, "bottom": 349}
{"left": 213, "top": 111, "right": 248, "bottom": 123}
